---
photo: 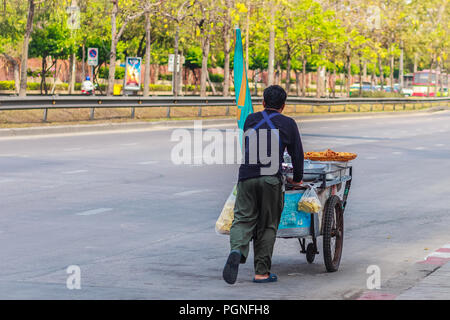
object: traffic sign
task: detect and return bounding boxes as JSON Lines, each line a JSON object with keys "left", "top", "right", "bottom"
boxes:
{"left": 168, "top": 54, "right": 184, "bottom": 72}
{"left": 66, "top": 5, "right": 80, "bottom": 30}
{"left": 87, "top": 48, "right": 98, "bottom": 66}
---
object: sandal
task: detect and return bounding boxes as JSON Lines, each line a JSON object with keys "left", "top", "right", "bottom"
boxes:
{"left": 223, "top": 250, "right": 241, "bottom": 284}
{"left": 253, "top": 273, "right": 278, "bottom": 283}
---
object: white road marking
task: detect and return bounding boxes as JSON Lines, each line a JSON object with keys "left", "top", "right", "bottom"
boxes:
{"left": 365, "top": 156, "right": 377, "bottom": 160}
{"left": 0, "top": 154, "right": 20, "bottom": 157}
{"left": 138, "top": 161, "right": 158, "bottom": 165}
{"left": 428, "top": 252, "right": 450, "bottom": 259}
{"left": 63, "top": 147, "right": 82, "bottom": 151}
{"left": 414, "top": 147, "right": 426, "bottom": 150}
{"left": 434, "top": 143, "right": 445, "bottom": 147}
{"left": 0, "top": 178, "right": 14, "bottom": 183}
{"left": 120, "top": 142, "right": 138, "bottom": 146}
{"left": 75, "top": 208, "right": 113, "bottom": 216}
{"left": 392, "top": 152, "right": 402, "bottom": 155}
{"left": 62, "top": 170, "right": 88, "bottom": 174}
{"left": 174, "top": 189, "right": 208, "bottom": 197}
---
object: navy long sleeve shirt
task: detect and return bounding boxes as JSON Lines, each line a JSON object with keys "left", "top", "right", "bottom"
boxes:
{"left": 238, "top": 109, "right": 304, "bottom": 182}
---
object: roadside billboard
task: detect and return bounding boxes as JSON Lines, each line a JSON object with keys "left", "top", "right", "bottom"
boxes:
{"left": 124, "top": 57, "right": 142, "bottom": 91}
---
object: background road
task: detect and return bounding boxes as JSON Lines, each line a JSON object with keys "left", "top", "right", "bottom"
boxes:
{"left": 0, "top": 110, "right": 449, "bottom": 299}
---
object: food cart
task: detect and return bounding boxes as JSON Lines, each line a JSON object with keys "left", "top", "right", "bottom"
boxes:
{"left": 279, "top": 159, "right": 353, "bottom": 272}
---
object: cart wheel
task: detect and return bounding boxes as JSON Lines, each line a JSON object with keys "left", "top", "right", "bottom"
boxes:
{"left": 306, "top": 243, "right": 316, "bottom": 264}
{"left": 323, "top": 195, "right": 344, "bottom": 272}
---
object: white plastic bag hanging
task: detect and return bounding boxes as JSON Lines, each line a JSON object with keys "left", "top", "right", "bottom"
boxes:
{"left": 297, "top": 187, "right": 322, "bottom": 214}
{"left": 215, "top": 185, "right": 237, "bottom": 235}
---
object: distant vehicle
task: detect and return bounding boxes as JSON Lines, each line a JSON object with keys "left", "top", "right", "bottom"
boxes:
{"left": 401, "top": 87, "right": 413, "bottom": 97}
{"left": 81, "top": 76, "right": 95, "bottom": 96}
{"left": 383, "top": 84, "right": 400, "bottom": 93}
{"left": 412, "top": 70, "right": 450, "bottom": 97}
{"left": 349, "top": 82, "right": 376, "bottom": 96}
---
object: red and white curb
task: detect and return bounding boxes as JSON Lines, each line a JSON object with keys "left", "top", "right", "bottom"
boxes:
{"left": 418, "top": 243, "right": 450, "bottom": 266}
{"left": 357, "top": 243, "right": 450, "bottom": 300}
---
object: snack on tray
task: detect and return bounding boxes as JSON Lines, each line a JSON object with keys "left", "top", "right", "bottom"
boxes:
{"left": 304, "top": 149, "right": 357, "bottom": 162}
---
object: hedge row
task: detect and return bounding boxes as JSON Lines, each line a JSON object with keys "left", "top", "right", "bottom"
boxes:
{"left": 0, "top": 81, "right": 234, "bottom": 93}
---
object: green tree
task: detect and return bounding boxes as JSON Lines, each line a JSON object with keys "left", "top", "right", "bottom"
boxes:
{"left": 29, "top": 22, "right": 73, "bottom": 94}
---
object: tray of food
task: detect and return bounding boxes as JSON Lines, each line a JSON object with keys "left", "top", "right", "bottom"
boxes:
{"left": 304, "top": 149, "right": 357, "bottom": 162}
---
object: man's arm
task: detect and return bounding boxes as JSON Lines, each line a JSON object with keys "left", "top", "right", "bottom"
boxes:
{"left": 287, "top": 119, "right": 304, "bottom": 183}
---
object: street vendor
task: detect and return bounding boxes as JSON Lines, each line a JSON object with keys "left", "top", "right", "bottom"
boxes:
{"left": 223, "top": 85, "right": 304, "bottom": 284}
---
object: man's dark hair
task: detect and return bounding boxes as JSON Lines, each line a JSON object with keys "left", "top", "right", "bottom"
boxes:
{"left": 263, "top": 85, "right": 287, "bottom": 109}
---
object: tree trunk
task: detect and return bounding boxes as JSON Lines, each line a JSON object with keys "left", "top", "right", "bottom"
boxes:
{"left": 439, "top": 58, "right": 444, "bottom": 95}
{"left": 301, "top": 57, "right": 306, "bottom": 97}
{"left": 81, "top": 41, "right": 86, "bottom": 81}
{"left": 426, "top": 56, "right": 435, "bottom": 97}
{"left": 143, "top": 12, "right": 151, "bottom": 97}
{"left": 223, "top": 20, "right": 231, "bottom": 97}
{"left": 68, "top": 53, "right": 76, "bottom": 94}
{"left": 363, "top": 60, "right": 367, "bottom": 81}
{"left": 413, "top": 52, "right": 418, "bottom": 73}
{"left": 295, "top": 70, "right": 300, "bottom": 96}
{"left": 275, "top": 62, "right": 280, "bottom": 85}
{"left": 359, "top": 54, "right": 363, "bottom": 96}
{"left": 207, "top": 72, "right": 216, "bottom": 95}
{"left": 434, "top": 60, "right": 439, "bottom": 97}
{"left": 51, "top": 60, "right": 61, "bottom": 95}
{"left": 40, "top": 57, "right": 47, "bottom": 95}
{"left": 200, "top": 34, "right": 210, "bottom": 97}
{"left": 390, "top": 54, "right": 394, "bottom": 91}
{"left": 107, "top": 1, "right": 118, "bottom": 96}
{"left": 346, "top": 55, "right": 351, "bottom": 97}
{"left": 332, "top": 67, "right": 336, "bottom": 98}
{"left": 267, "top": 4, "right": 275, "bottom": 86}
{"left": 2, "top": 54, "right": 20, "bottom": 94}
{"left": 245, "top": 0, "right": 250, "bottom": 70}
{"left": 316, "top": 69, "right": 320, "bottom": 98}
{"left": 378, "top": 54, "right": 384, "bottom": 90}
{"left": 285, "top": 53, "right": 291, "bottom": 93}
{"left": 399, "top": 41, "right": 404, "bottom": 89}
{"left": 19, "top": 0, "right": 35, "bottom": 97}
{"left": 13, "top": 59, "right": 20, "bottom": 94}
{"left": 253, "top": 70, "right": 258, "bottom": 95}
{"left": 173, "top": 24, "right": 180, "bottom": 97}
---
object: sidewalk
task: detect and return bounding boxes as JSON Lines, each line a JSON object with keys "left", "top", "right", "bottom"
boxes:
{"left": 396, "top": 261, "right": 450, "bottom": 300}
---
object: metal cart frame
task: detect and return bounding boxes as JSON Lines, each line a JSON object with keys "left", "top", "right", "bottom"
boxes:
{"left": 278, "top": 164, "right": 353, "bottom": 272}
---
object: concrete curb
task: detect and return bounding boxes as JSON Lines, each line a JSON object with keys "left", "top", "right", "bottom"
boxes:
{"left": 0, "top": 107, "right": 447, "bottom": 138}
{"left": 396, "top": 261, "right": 450, "bottom": 300}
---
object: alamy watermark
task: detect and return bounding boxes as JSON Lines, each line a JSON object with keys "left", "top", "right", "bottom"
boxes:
{"left": 170, "top": 121, "right": 280, "bottom": 175}
{"left": 66, "top": 265, "right": 81, "bottom": 290}
{"left": 366, "top": 265, "right": 381, "bottom": 290}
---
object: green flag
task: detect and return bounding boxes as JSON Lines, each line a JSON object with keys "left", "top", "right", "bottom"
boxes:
{"left": 233, "top": 27, "right": 254, "bottom": 133}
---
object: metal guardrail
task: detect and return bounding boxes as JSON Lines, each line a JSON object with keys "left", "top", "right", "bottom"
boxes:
{"left": 0, "top": 96, "right": 448, "bottom": 121}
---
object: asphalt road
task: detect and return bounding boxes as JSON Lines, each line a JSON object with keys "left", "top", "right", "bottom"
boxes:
{"left": 0, "top": 110, "right": 449, "bottom": 299}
